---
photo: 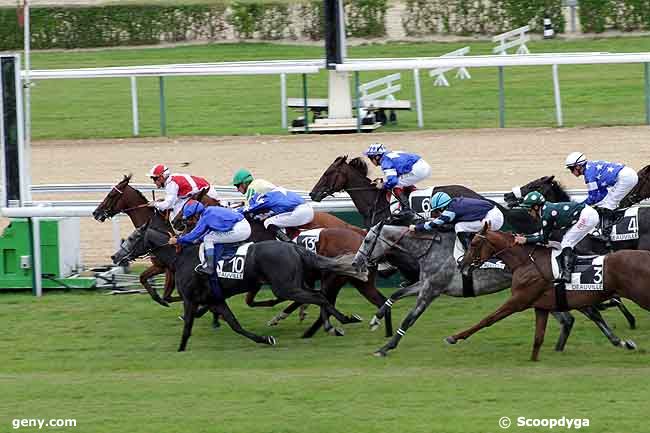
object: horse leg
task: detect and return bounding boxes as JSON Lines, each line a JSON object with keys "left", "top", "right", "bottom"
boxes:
{"left": 301, "top": 277, "right": 344, "bottom": 339}
{"left": 370, "top": 280, "right": 424, "bottom": 333}
{"left": 446, "top": 292, "right": 533, "bottom": 344}
{"left": 162, "top": 268, "right": 181, "bottom": 303}
{"left": 531, "top": 308, "right": 550, "bottom": 362}
{"left": 612, "top": 297, "right": 637, "bottom": 330}
{"left": 580, "top": 306, "right": 636, "bottom": 350}
{"left": 140, "top": 265, "right": 169, "bottom": 307}
{"left": 350, "top": 276, "right": 393, "bottom": 337}
{"left": 178, "top": 300, "right": 197, "bottom": 352}
{"left": 268, "top": 301, "right": 302, "bottom": 327}
{"left": 211, "top": 303, "right": 276, "bottom": 346}
{"left": 374, "top": 281, "right": 439, "bottom": 357}
{"left": 245, "top": 288, "right": 285, "bottom": 308}
{"left": 550, "top": 311, "right": 574, "bottom": 352}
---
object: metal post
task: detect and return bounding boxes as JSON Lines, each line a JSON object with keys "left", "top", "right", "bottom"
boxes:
{"left": 552, "top": 64, "right": 563, "bottom": 127}
{"left": 158, "top": 76, "right": 167, "bottom": 136}
{"left": 280, "top": 73, "right": 287, "bottom": 129}
{"left": 302, "top": 73, "right": 309, "bottom": 133}
{"left": 112, "top": 216, "right": 121, "bottom": 252}
{"left": 413, "top": 68, "right": 424, "bottom": 128}
{"left": 130, "top": 76, "right": 139, "bottom": 136}
{"left": 31, "top": 217, "right": 42, "bottom": 297}
{"left": 498, "top": 66, "right": 505, "bottom": 128}
{"left": 22, "top": 1, "right": 32, "bottom": 203}
{"left": 355, "top": 71, "right": 361, "bottom": 132}
{"left": 645, "top": 63, "right": 650, "bottom": 125}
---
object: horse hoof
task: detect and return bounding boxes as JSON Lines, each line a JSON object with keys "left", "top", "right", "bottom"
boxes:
{"left": 349, "top": 314, "right": 363, "bottom": 324}
{"left": 445, "top": 336, "right": 458, "bottom": 345}
{"left": 266, "top": 336, "right": 277, "bottom": 346}
{"left": 624, "top": 340, "right": 637, "bottom": 350}
{"left": 328, "top": 327, "right": 345, "bottom": 336}
{"left": 212, "top": 321, "right": 221, "bottom": 330}
{"left": 369, "top": 316, "right": 381, "bottom": 331}
{"left": 373, "top": 350, "right": 387, "bottom": 357}
{"left": 155, "top": 298, "right": 170, "bottom": 308}
{"left": 178, "top": 315, "right": 185, "bottom": 322}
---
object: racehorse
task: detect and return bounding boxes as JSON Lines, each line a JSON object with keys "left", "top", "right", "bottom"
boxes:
{"left": 352, "top": 223, "right": 635, "bottom": 357}
{"left": 449, "top": 225, "right": 650, "bottom": 361}
{"left": 112, "top": 216, "right": 368, "bottom": 349}
{"left": 186, "top": 188, "right": 395, "bottom": 337}
{"left": 93, "top": 175, "right": 178, "bottom": 305}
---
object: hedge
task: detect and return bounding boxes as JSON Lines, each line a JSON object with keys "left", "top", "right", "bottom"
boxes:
{"left": 579, "top": 0, "right": 650, "bottom": 33}
{"left": 402, "top": 0, "right": 565, "bottom": 36}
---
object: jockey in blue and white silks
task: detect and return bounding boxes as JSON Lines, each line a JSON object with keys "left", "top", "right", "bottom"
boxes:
{"left": 409, "top": 192, "right": 504, "bottom": 257}
{"left": 242, "top": 187, "right": 314, "bottom": 241}
{"left": 363, "top": 143, "right": 432, "bottom": 210}
{"left": 172, "top": 200, "right": 251, "bottom": 275}
{"left": 565, "top": 151, "right": 638, "bottom": 240}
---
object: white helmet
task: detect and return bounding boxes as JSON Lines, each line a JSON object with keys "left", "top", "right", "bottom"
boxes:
{"left": 148, "top": 164, "right": 170, "bottom": 179}
{"left": 565, "top": 152, "right": 587, "bottom": 169}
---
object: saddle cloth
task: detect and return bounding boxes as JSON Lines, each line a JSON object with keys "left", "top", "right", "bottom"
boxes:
{"left": 550, "top": 248, "right": 605, "bottom": 291}
{"left": 199, "top": 242, "right": 252, "bottom": 280}
{"left": 292, "top": 228, "right": 323, "bottom": 253}
{"left": 409, "top": 188, "right": 434, "bottom": 219}
{"left": 607, "top": 207, "right": 639, "bottom": 242}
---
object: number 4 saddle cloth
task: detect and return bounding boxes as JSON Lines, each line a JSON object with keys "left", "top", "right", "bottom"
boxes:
{"left": 551, "top": 249, "right": 605, "bottom": 291}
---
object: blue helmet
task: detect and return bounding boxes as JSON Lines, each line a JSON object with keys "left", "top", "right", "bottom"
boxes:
{"left": 430, "top": 192, "right": 452, "bottom": 211}
{"left": 363, "top": 143, "right": 388, "bottom": 157}
{"left": 183, "top": 200, "right": 205, "bottom": 219}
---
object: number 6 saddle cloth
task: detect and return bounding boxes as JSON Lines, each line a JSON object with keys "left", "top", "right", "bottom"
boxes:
{"left": 550, "top": 249, "right": 605, "bottom": 291}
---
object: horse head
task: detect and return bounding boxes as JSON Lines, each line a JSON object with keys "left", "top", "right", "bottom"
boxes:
{"left": 504, "top": 175, "right": 570, "bottom": 208}
{"left": 461, "top": 223, "right": 515, "bottom": 274}
{"left": 111, "top": 222, "right": 148, "bottom": 266}
{"left": 93, "top": 174, "right": 150, "bottom": 222}
{"left": 310, "top": 155, "right": 350, "bottom": 202}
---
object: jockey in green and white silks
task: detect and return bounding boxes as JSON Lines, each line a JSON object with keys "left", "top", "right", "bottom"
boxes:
{"left": 565, "top": 152, "right": 638, "bottom": 240}
{"left": 514, "top": 191, "right": 599, "bottom": 283}
{"left": 232, "top": 168, "right": 277, "bottom": 207}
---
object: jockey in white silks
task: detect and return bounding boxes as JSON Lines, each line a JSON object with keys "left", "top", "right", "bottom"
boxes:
{"left": 147, "top": 163, "right": 220, "bottom": 221}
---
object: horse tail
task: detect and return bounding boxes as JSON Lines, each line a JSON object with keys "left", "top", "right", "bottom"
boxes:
{"left": 293, "top": 245, "right": 368, "bottom": 282}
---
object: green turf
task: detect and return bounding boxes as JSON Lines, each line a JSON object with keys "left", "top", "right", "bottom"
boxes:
{"left": 26, "top": 37, "right": 650, "bottom": 140}
{"left": 1, "top": 288, "right": 648, "bottom": 432}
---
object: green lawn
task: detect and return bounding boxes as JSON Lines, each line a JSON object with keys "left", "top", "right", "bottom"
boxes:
{"left": 1, "top": 288, "right": 648, "bottom": 432}
{"left": 26, "top": 37, "right": 650, "bottom": 139}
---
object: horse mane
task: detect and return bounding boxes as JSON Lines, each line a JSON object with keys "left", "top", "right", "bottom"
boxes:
{"left": 349, "top": 157, "right": 369, "bottom": 178}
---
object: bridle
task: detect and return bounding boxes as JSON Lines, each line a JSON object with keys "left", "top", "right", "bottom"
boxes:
{"left": 357, "top": 222, "right": 439, "bottom": 267}
{"left": 466, "top": 232, "right": 515, "bottom": 270}
{"left": 98, "top": 184, "right": 149, "bottom": 219}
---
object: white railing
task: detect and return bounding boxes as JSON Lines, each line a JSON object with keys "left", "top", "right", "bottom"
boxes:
{"left": 429, "top": 47, "right": 472, "bottom": 87}
{"left": 359, "top": 72, "right": 402, "bottom": 103}
{"left": 493, "top": 25, "right": 531, "bottom": 55}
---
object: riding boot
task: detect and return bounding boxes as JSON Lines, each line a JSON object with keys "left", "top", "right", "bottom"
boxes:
{"left": 268, "top": 224, "right": 291, "bottom": 242}
{"left": 559, "top": 247, "right": 575, "bottom": 283}
{"left": 599, "top": 208, "right": 615, "bottom": 241}
{"left": 456, "top": 232, "right": 474, "bottom": 267}
{"left": 197, "top": 244, "right": 222, "bottom": 275}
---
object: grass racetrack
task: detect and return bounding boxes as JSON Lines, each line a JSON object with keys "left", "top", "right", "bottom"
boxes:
{"left": 2, "top": 288, "right": 648, "bottom": 433}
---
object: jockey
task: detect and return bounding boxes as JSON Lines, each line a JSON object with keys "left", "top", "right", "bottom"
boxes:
{"left": 241, "top": 187, "right": 314, "bottom": 242}
{"left": 514, "top": 191, "right": 599, "bottom": 283}
{"left": 147, "top": 164, "right": 219, "bottom": 220}
{"left": 170, "top": 200, "right": 251, "bottom": 276}
{"left": 363, "top": 143, "right": 432, "bottom": 209}
{"left": 409, "top": 192, "right": 504, "bottom": 253}
{"left": 565, "top": 152, "right": 638, "bottom": 240}
{"left": 232, "top": 168, "right": 276, "bottom": 207}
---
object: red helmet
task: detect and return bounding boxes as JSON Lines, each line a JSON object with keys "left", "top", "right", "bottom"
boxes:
{"left": 148, "top": 164, "right": 170, "bottom": 179}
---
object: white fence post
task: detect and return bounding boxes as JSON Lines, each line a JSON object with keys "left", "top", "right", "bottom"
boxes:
{"left": 130, "top": 76, "right": 139, "bottom": 136}
{"left": 280, "top": 73, "right": 287, "bottom": 129}
{"left": 552, "top": 64, "right": 564, "bottom": 127}
{"left": 112, "top": 216, "right": 121, "bottom": 253}
{"left": 31, "top": 217, "right": 43, "bottom": 297}
{"left": 413, "top": 68, "right": 423, "bottom": 128}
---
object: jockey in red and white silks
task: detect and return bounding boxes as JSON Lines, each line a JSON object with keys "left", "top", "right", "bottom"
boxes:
{"left": 147, "top": 164, "right": 220, "bottom": 220}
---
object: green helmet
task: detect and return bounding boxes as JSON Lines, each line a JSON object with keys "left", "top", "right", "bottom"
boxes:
{"left": 521, "top": 191, "right": 546, "bottom": 209}
{"left": 232, "top": 168, "right": 254, "bottom": 186}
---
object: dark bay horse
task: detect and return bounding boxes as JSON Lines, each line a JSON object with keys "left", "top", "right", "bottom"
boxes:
{"left": 113, "top": 219, "right": 367, "bottom": 349}
{"left": 93, "top": 175, "right": 178, "bottom": 306}
{"left": 450, "top": 226, "right": 650, "bottom": 361}
{"left": 187, "top": 188, "right": 394, "bottom": 337}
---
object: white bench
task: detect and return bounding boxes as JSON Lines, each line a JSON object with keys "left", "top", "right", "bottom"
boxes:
{"left": 428, "top": 46, "right": 472, "bottom": 87}
{"left": 493, "top": 25, "right": 531, "bottom": 55}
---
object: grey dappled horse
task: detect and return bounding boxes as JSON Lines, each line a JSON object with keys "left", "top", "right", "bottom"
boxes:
{"left": 353, "top": 224, "right": 636, "bottom": 356}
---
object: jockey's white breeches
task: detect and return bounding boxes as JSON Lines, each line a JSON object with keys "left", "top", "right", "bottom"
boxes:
{"left": 264, "top": 203, "right": 315, "bottom": 229}
{"left": 454, "top": 206, "right": 505, "bottom": 233}
{"left": 395, "top": 159, "right": 432, "bottom": 188}
{"left": 203, "top": 219, "right": 251, "bottom": 249}
{"left": 594, "top": 166, "right": 638, "bottom": 210}
{"left": 561, "top": 206, "right": 599, "bottom": 249}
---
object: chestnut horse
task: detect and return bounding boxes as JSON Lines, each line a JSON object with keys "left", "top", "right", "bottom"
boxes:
{"left": 449, "top": 225, "right": 650, "bottom": 361}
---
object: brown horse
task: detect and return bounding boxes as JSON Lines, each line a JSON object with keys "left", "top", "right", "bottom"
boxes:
{"left": 188, "top": 189, "right": 394, "bottom": 337}
{"left": 93, "top": 175, "right": 178, "bottom": 305}
{"left": 448, "top": 224, "right": 650, "bottom": 361}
